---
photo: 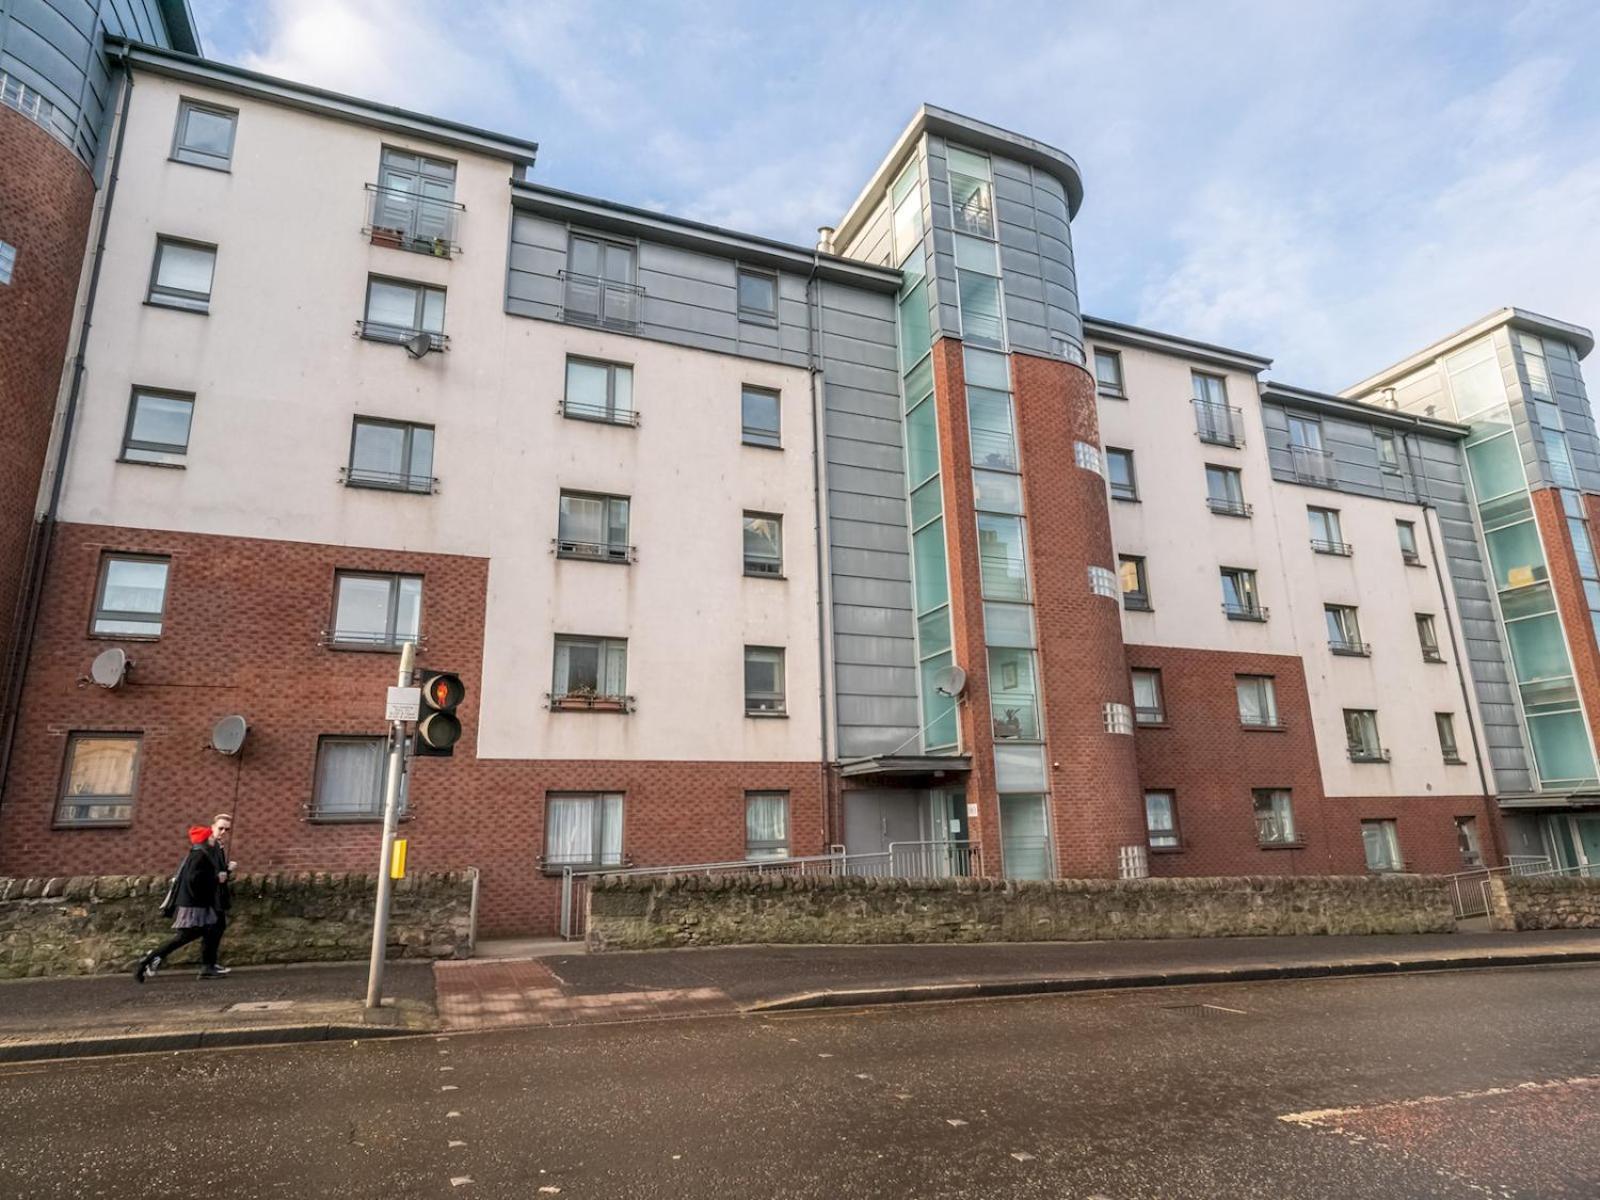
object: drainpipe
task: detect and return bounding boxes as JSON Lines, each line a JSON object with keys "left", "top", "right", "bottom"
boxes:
{"left": 806, "top": 247, "right": 834, "bottom": 849}
{"left": 0, "top": 67, "right": 134, "bottom": 802}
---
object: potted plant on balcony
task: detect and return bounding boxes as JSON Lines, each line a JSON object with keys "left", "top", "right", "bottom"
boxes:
{"left": 430, "top": 236, "right": 450, "bottom": 258}
{"left": 370, "top": 226, "right": 403, "bottom": 249}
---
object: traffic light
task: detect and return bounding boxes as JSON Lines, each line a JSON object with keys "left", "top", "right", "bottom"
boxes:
{"left": 413, "top": 670, "right": 464, "bottom": 757}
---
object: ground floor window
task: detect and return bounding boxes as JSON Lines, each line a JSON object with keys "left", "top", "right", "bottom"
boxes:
{"left": 545, "top": 792, "right": 623, "bottom": 869}
{"left": 57, "top": 733, "right": 141, "bottom": 825}
{"left": 1362, "top": 819, "right": 1403, "bottom": 872}
{"left": 1455, "top": 816, "right": 1482, "bottom": 867}
{"left": 745, "top": 791, "right": 790, "bottom": 859}
{"left": 1144, "top": 790, "right": 1179, "bottom": 849}
{"left": 1000, "top": 793, "right": 1052, "bottom": 879}
{"left": 1252, "top": 788, "right": 1296, "bottom": 845}
{"left": 313, "top": 735, "right": 404, "bottom": 820}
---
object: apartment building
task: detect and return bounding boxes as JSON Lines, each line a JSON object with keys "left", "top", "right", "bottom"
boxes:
{"left": 0, "top": 30, "right": 1594, "bottom": 934}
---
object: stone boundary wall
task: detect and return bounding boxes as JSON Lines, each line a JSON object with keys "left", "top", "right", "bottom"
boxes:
{"left": 0, "top": 869, "right": 476, "bottom": 978}
{"left": 1486, "top": 875, "right": 1600, "bottom": 931}
{"left": 585, "top": 873, "right": 1455, "bottom": 951}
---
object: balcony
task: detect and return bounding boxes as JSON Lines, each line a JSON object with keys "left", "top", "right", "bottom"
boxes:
{"left": 547, "top": 690, "right": 634, "bottom": 712}
{"left": 340, "top": 466, "right": 437, "bottom": 494}
{"left": 560, "top": 270, "right": 644, "bottom": 331}
{"left": 1289, "top": 445, "right": 1337, "bottom": 485}
{"left": 1254, "top": 816, "right": 1301, "bottom": 847}
{"left": 1311, "top": 538, "right": 1353, "bottom": 556}
{"left": 1123, "top": 594, "right": 1153, "bottom": 613}
{"left": 1224, "top": 601, "right": 1269, "bottom": 622}
{"left": 364, "top": 183, "right": 463, "bottom": 257}
{"left": 1134, "top": 705, "right": 1166, "bottom": 725}
{"left": 1193, "top": 400, "right": 1244, "bottom": 447}
{"left": 354, "top": 321, "right": 449, "bottom": 352}
{"left": 1422, "top": 646, "right": 1445, "bottom": 663}
{"left": 744, "top": 555, "right": 783, "bottom": 578}
{"left": 558, "top": 397, "right": 639, "bottom": 427}
{"left": 1328, "top": 639, "right": 1371, "bottom": 657}
{"left": 1206, "top": 496, "right": 1253, "bottom": 518}
{"left": 553, "top": 538, "right": 634, "bottom": 564}
{"left": 1348, "top": 745, "right": 1392, "bottom": 764}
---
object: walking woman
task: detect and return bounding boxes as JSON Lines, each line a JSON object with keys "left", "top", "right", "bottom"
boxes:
{"left": 134, "top": 813, "right": 235, "bottom": 982}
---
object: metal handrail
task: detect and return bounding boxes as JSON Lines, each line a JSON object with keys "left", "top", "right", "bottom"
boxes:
{"left": 1206, "top": 497, "right": 1252, "bottom": 517}
{"left": 1311, "top": 538, "right": 1353, "bottom": 556}
{"left": 341, "top": 467, "right": 437, "bottom": 494}
{"left": 1223, "top": 601, "right": 1269, "bottom": 621}
{"left": 1193, "top": 400, "right": 1244, "bottom": 446}
{"left": 1444, "top": 856, "right": 1556, "bottom": 919}
{"left": 560, "top": 269, "right": 644, "bottom": 330}
{"left": 1290, "top": 444, "right": 1336, "bottom": 485}
{"left": 364, "top": 182, "right": 463, "bottom": 255}
{"left": 1329, "top": 639, "right": 1371, "bottom": 656}
{"left": 354, "top": 321, "right": 449, "bottom": 351}
{"left": 558, "top": 398, "right": 639, "bottom": 426}
{"left": 553, "top": 537, "right": 634, "bottom": 563}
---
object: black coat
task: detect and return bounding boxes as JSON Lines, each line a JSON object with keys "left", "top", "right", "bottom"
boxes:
{"left": 173, "top": 841, "right": 230, "bottom": 911}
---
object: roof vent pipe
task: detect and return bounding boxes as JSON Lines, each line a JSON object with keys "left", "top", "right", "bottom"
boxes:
{"left": 816, "top": 226, "right": 835, "bottom": 254}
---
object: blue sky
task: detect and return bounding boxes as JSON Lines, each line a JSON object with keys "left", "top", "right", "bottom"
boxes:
{"left": 196, "top": 1, "right": 1600, "bottom": 391}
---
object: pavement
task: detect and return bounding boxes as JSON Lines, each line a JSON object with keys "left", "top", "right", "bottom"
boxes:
{"left": 3, "top": 964, "right": 1597, "bottom": 1197}
{"left": 4, "top": 929, "right": 1600, "bottom": 1063}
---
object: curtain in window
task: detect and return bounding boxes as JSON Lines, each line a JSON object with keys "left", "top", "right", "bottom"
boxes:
{"left": 560, "top": 495, "right": 605, "bottom": 544}
{"left": 103, "top": 560, "right": 167, "bottom": 614}
{"left": 366, "top": 280, "right": 419, "bottom": 329}
{"left": 68, "top": 738, "right": 137, "bottom": 796}
{"left": 1131, "top": 672, "right": 1160, "bottom": 713}
{"left": 352, "top": 423, "right": 407, "bottom": 479}
{"left": 157, "top": 243, "right": 215, "bottom": 294}
{"left": 746, "top": 792, "right": 789, "bottom": 858}
{"left": 976, "top": 514, "right": 1028, "bottom": 601}
{"left": 316, "top": 739, "right": 383, "bottom": 816}
{"left": 546, "top": 795, "right": 592, "bottom": 865}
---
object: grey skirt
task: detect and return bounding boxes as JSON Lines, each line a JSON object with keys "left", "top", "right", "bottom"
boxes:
{"left": 172, "top": 905, "right": 219, "bottom": 929}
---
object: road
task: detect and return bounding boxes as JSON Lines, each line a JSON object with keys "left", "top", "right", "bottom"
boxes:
{"left": 1, "top": 964, "right": 1596, "bottom": 1199}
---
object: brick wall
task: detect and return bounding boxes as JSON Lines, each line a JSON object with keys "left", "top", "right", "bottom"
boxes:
{"left": 0, "top": 523, "right": 825, "bottom": 935}
{"left": 0, "top": 107, "right": 96, "bottom": 707}
{"left": 1533, "top": 486, "right": 1600, "bottom": 755}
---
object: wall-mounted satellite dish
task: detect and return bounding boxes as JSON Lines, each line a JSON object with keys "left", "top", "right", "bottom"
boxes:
{"left": 89, "top": 648, "right": 129, "bottom": 689}
{"left": 403, "top": 331, "right": 434, "bottom": 359}
{"left": 933, "top": 664, "right": 967, "bottom": 698}
{"left": 210, "top": 715, "right": 249, "bottom": 756}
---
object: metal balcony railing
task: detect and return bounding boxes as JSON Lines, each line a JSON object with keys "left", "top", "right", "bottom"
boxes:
{"left": 744, "top": 555, "right": 783, "bottom": 577}
{"left": 1193, "top": 400, "right": 1244, "bottom": 447}
{"left": 364, "top": 183, "right": 464, "bottom": 256}
{"left": 558, "top": 397, "right": 639, "bottom": 426}
{"left": 1348, "top": 745, "right": 1392, "bottom": 763}
{"left": 547, "top": 691, "right": 635, "bottom": 712}
{"left": 1123, "top": 594, "right": 1153, "bottom": 612}
{"left": 1290, "top": 444, "right": 1337, "bottom": 485}
{"left": 340, "top": 467, "right": 438, "bottom": 494}
{"left": 1223, "top": 601, "right": 1268, "bottom": 621}
{"left": 1255, "top": 816, "right": 1300, "bottom": 846}
{"left": 1207, "top": 496, "right": 1253, "bottom": 518}
{"left": 1240, "top": 713, "right": 1284, "bottom": 730}
{"left": 1422, "top": 646, "right": 1445, "bottom": 663}
{"left": 354, "top": 321, "right": 449, "bottom": 352}
{"left": 1311, "top": 538, "right": 1353, "bottom": 556}
{"left": 560, "top": 270, "right": 644, "bottom": 330}
{"left": 1329, "top": 638, "right": 1371, "bottom": 657}
{"left": 553, "top": 538, "right": 634, "bottom": 564}
{"left": 1134, "top": 705, "right": 1166, "bottom": 725}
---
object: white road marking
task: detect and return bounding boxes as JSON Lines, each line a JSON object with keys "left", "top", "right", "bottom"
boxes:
{"left": 449, "top": 1141, "right": 466, "bottom": 1149}
{"left": 1011, "top": 1152, "right": 1036, "bottom": 1162}
{"left": 440, "top": 1066, "right": 455, "bottom": 1072}
{"left": 446, "top": 1111, "right": 462, "bottom": 1118}
{"left": 442, "top": 1085, "right": 459, "bottom": 1092}
{"left": 946, "top": 1119, "right": 968, "bottom": 1127}
{"left": 1279, "top": 1075, "right": 1600, "bottom": 1126}
{"left": 817, "top": 1053, "right": 833, "bottom": 1058}
{"left": 450, "top": 1177, "right": 472, "bottom": 1187}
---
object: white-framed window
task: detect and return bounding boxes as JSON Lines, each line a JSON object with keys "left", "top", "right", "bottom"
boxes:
{"left": 551, "top": 635, "right": 629, "bottom": 706}
{"left": 171, "top": 98, "right": 237, "bottom": 170}
{"left": 1144, "top": 790, "right": 1179, "bottom": 849}
{"left": 563, "top": 357, "right": 634, "bottom": 425}
{"left": 1104, "top": 702, "right": 1134, "bottom": 735}
{"left": 312, "top": 735, "right": 405, "bottom": 821}
{"left": 1088, "top": 565, "right": 1118, "bottom": 599}
{"left": 946, "top": 144, "right": 994, "bottom": 237}
{"left": 742, "top": 385, "right": 781, "bottom": 448}
{"left": 121, "top": 388, "right": 194, "bottom": 466}
{"left": 56, "top": 733, "right": 140, "bottom": 825}
{"left": 1094, "top": 349, "right": 1124, "bottom": 397}
{"left": 347, "top": 417, "right": 434, "bottom": 493}
{"left": 147, "top": 237, "right": 215, "bottom": 312}
{"left": 92, "top": 554, "right": 170, "bottom": 637}
{"left": 744, "top": 512, "right": 783, "bottom": 577}
{"left": 361, "top": 276, "right": 446, "bottom": 346}
{"left": 745, "top": 791, "right": 790, "bottom": 859}
{"left": 1253, "top": 788, "right": 1296, "bottom": 845}
{"left": 1236, "top": 675, "right": 1279, "bottom": 728}
{"left": 545, "top": 791, "right": 624, "bottom": 869}
{"left": 1131, "top": 669, "right": 1164, "bottom": 724}
{"left": 557, "top": 491, "right": 631, "bottom": 562}
{"left": 1361, "top": 819, "right": 1403, "bottom": 872}
{"left": 331, "top": 572, "right": 422, "bottom": 648}
{"left": 745, "top": 646, "right": 786, "bottom": 715}
{"left": 737, "top": 267, "right": 778, "bottom": 324}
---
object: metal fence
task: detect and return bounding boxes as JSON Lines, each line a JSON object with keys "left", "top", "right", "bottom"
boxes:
{"left": 1443, "top": 855, "right": 1554, "bottom": 920}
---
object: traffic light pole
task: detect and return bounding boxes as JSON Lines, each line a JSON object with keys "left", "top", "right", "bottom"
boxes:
{"left": 365, "top": 640, "right": 414, "bottom": 1011}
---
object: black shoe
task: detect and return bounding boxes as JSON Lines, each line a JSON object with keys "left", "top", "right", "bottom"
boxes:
{"left": 197, "top": 965, "right": 231, "bottom": 980}
{"left": 133, "top": 954, "right": 162, "bottom": 984}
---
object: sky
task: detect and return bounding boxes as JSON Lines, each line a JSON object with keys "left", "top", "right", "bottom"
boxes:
{"left": 195, "top": 0, "right": 1600, "bottom": 392}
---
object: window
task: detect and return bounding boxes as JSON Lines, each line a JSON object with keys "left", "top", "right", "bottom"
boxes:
{"left": 1437, "top": 713, "right": 1463, "bottom": 763}
{"left": 121, "top": 389, "right": 194, "bottom": 465}
{"left": 957, "top": 267, "right": 1003, "bottom": 349}
{"left": 1144, "top": 791, "right": 1179, "bottom": 849}
{"left": 1120, "top": 555, "right": 1150, "bottom": 611}
{"left": 990, "top": 647, "right": 1040, "bottom": 739}
{"left": 1074, "top": 441, "right": 1100, "bottom": 474}
{"left": 312, "top": 735, "right": 405, "bottom": 821}
{"left": 1094, "top": 350, "right": 1124, "bottom": 397}
{"left": 331, "top": 572, "right": 421, "bottom": 648}
{"left": 545, "top": 792, "right": 623, "bottom": 869}
{"left": 57, "top": 733, "right": 140, "bottom": 825}
{"left": 347, "top": 418, "right": 434, "bottom": 492}
{"left": 1416, "top": 613, "right": 1443, "bottom": 662}
{"left": 1253, "top": 789, "right": 1296, "bottom": 845}
{"left": 1088, "top": 565, "right": 1118, "bottom": 599}
{"left": 744, "top": 512, "right": 783, "bottom": 577}
{"left": 1344, "top": 709, "right": 1385, "bottom": 762}
{"left": 742, "top": 386, "right": 781, "bottom": 448}
{"left": 564, "top": 233, "right": 638, "bottom": 328}
{"left": 1103, "top": 702, "right": 1134, "bottom": 735}
{"left": 557, "top": 492, "right": 630, "bottom": 562}
{"left": 552, "top": 635, "right": 628, "bottom": 706}
{"left": 946, "top": 145, "right": 994, "bottom": 237}
{"left": 1205, "top": 465, "right": 1249, "bottom": 517}
{"left": 977, "top": 513, "right": 1029, "bottom": 600}
{"left": 1325, "top": 605, "right": 1367, "bottom": 655}
{"left": 1193, "top": 373, "right": 1239, "bottom": 445}
{"left": 1236, "top": 675, "right": 1279, "bottom": 728}
{"left": 745, "top": 646, "right": 786, "bottom": 715}
{"left": 737, "top": 268, "right": 778, "bottom": 323}
{"left": 563, "top": 357, "right": 634, "bottom": 425}
{"left": 93, "top": 555, "right": 170, "bottom": 637}
{"left": 1286, "top": 414, "right": 1324, "bottom": 451}
{"left": 171, "top": 99, "right": 237, "bottom": 170}
{"left": 362, "top": 276, "right": 445, "bottom": 346}
{"left": 746, "top": 791, "right": 790, "bottom": 859}
{"left": 1376, "top": 431, "right": 1401, "bottom": 473}
{"left": 1361, "top": 819, "right": 1402, "bottom": 872}
{"left": 1106, "top": 447, "right": 1137, "bottom": 501}
{"left": 1456, "top": 816, "right": 1483, "bottom": 866}
{"left": 1131, "top": 669, "right": 1164, "bottom": 724}
{"left": 0, "top": 239, "right": 15, "bottom": 285}
{"left": 147, "top": 237, "right": 215, "bottom": 312}
{"left": 968, "top": 385, "right": 1017, "bottom": 470}
{"left": 1308, "top": 507, "right": 1349, "bottom": 555}
{"left": 891, "top": 160, "right": 923, "bottom": 265}
{"left": 1220, "top": 567, "right": 1263, "bottom": 620}
{"left": 1396, "top": 520, "right": 1422, "bottom": 565}
{"left": 371, "top": 147, "right": 458, "bottom": 251}
{"left": 1193, "top": 371, "right": 1228, "bottom": 408}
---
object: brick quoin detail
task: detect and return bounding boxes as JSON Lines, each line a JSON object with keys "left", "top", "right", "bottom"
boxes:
{"left": 1127, "top": 643, "right": 1499, "bottom": 876}
{"left": 0, "top": 524, "right": 823, "bottom": 935}
{"left": 0, "top": 108, "right": 96, "bottom": 703}
{"left": 1012, "top": 351, "right": 1144, "bottom": 875}
{"left": 1533, "top": 487, "right": 1600, "bottom": 756}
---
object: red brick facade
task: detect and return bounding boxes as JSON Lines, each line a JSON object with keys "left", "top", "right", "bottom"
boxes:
{"left": 1127, "top": 643, "right": 1498, "bottom": 876}
{"left": 1533, "top": 487, "right": 1600, "bottom": 755}
{"left": 0, "top": 524, "right": 824, "bottom": 934}
{"left": 0, "top": 108, "right": 96, "bottom": 710}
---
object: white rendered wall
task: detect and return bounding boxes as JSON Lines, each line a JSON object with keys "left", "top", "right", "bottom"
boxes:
{"left": 58, "top": 74, "right": 823, "bottom": 764}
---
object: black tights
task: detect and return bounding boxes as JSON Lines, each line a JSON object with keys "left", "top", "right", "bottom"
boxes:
{"left": 151, "top": 913, "right": 227, "bottom": 968}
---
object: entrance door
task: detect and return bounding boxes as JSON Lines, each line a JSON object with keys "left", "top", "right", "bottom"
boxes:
{"left": 843, "top": 790, "right": 923, "bottom": 859}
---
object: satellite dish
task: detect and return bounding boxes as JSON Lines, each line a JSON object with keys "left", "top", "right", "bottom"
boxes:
{"left": 210, "top": 715, "right": 249, "bottom": 756}
{"left": 403, "top": 331, "right": 434, "bottom": 359}
{"left": 89, "top": 648, "right": 128, "bottom": 689}
{"left": 934, "top": 665, "right": 967, "bottom": 698}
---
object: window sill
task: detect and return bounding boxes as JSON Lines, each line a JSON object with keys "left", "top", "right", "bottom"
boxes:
{"left": 1422, "top": 655, "right": 1446, "bottom": 665}
{"left": 326, "top": 641, "right": 409, "bottom": 654}
{"left": 1148, "top": 844, "right": 1184, "bottom": 854}
{"left": 1443, "top": 756, "right": 1467, "bottom": 766}
{"left": 1240, "top": 722, "right": 1287, "bottom": 732}
{"left": 1134, "top": 720, "right": 1168, "bottom": 730}
{"left": 738, "top": 313, "right": 779, "bottom": 328}
{"left": 1110, "top": 494, "right": 1140, "bottom": 504}
{"left": 541, "top": 863, "right": 625, "bottom": 877}
{"left": 344, "top": 478, "right": 437, "bottom": 496}
{"left": 741, "top": 440, "right": 784, "bottom": 451}
{"left": 1123, "top": 600, "right": 1153, "bottom": 613}
{"left": 744, "top": 570, "right": 787, "bottom": 580}
{"left": 746, "top": 710, "right": 789, "bottom": 719}
{"left": 52, "top": 821, "right": 134, "bottom": 831}
{"left": 549, "top": 696, "right": 633, "bottom": 713}
{"left": 88, "top": 631, "right": 160, "bottom": 642}
{"left": 308, "top": 814, "right": 410, "bottom": 825}
{"left": 1096, "top": 389, "right": 1127, "bottom": 401}
{"left": 555, "top": 551, "right": 633, "bottom": 565}
{"left": 1257, "top": 841, "right": 1306, "bottom": 851}
{"left": 167, "top": 155, "right": 231, "bottom": 173}
{"left": 116, "top": 456, "right": 186, "bottom": 469}
{"left": 142, "top": 298, "right": 210, "bottom": 315}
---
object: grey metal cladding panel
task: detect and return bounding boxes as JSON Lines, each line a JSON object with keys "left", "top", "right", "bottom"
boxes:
{"left": 937, "top": 301, "right": 963, "bottom": 340}
{"left": 1039, "top": 256, "right": 1074, "bottom": 289}
{"left": 635, "top": 268, "right": 734, "bottom": 310}
{"left": 637, "top": 241, "right": 734, "bottom": 286}
{"left": 641, "top": 298, "right": 740, "bottom": 345}
{"left": 1000, "top": 258, "right": 1045, "bottom": 300}
{"left": 509, "top": 241, "right": 565, "bottom": 277}
{"left": 830, "top": 463, "right": 908, "bottom": 500}
{"left": 820, "top": 303, "right": 895, "bottom": 346}
{"left": 512, "top": 213, "right": 568, "bottom": 250}
{"left": 833, "top": 547, "right": 911, "bottom": 583}
{"left": 823, "top": 358, "right": 900, "bottom": 397}
{"left": 832, "top": 603, "right": 914, "bottom": 638}
{"left": 998, "top": 222, "right": 1040, "bottom": 257}
{"left": 1006, "top": 319, "right": 1051, "bottom": 357}
{"left": 2, "top": 28, "right": 79, "bottom": 112}
{"left": 991, "top": 154, "right": 1033, "bottom": 183}
{"left": 735, "top": 320, "right": 781, "bottom": 356}
{"left": 826, "top": 409, "right": 903, "bottom": 445}
{"left": 831, "top": 574, "right": 913, "bottom": 612}
{"left": 1036, "top": 214, "right": 1072, "bottom": 250}
{"left": 839, "top": 725, "right": 922, "bottom": 759}
{"left": 831, "top": 517, "right": 913, "bottom": 554}
{"left": 834, "top": 633, "right": 916, "bottom": 668}
{"left": 828, "top": 434, "right": 906, "bottom": 473}
{"left": 825, "top": 384, "right": 901, "bottom": 424}
{"left": 1004, "top": 295, "right": 1048, "bottom": 330}
{"left": 818, "top": 330, "right": 899, "bottom": 374}
{"left": 829, "top": 487, "right": 911, "bottom": 528}
{"left": 835, "top": 663, "right": 918, "bottom": 696}
{"left": 505, "top": 294, "right": 563, "bottom": 323}
{"left": 836, "top": 694, "right": 920, "bottom": 728}
{"left": 821, "top": 280, "right": 896, "bottom": 323}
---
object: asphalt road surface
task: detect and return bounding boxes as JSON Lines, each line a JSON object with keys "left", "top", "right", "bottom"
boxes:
{"left": 2, "top": 964, "right": 1596, "bottom": 1199}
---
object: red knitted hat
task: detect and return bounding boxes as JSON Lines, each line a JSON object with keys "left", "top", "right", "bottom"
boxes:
{"left": 188, "top": 825, "right": 211, "bottom": 844}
